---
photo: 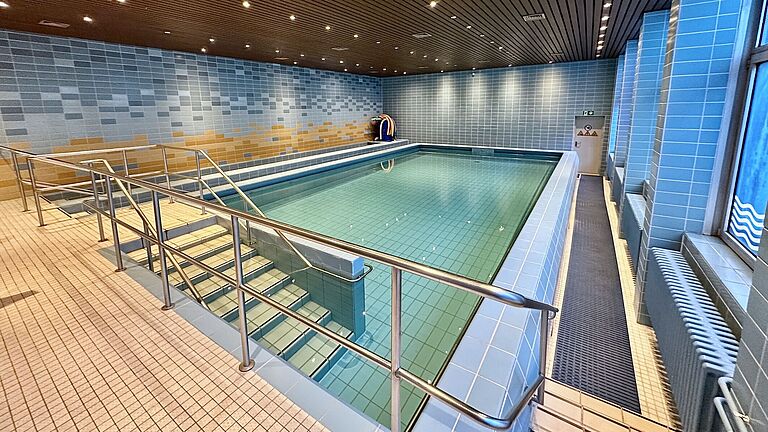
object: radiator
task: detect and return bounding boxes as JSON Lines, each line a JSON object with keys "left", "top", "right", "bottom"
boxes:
{"left": 620, "top": 194, "right": 645, "bottom": 271}
{"left": 645, "top": 248, "right": 739, "bottom": 432}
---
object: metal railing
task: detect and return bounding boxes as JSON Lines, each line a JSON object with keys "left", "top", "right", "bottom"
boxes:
{"left": 715, "top": 377, "right": 750, "bottom": 432}
{"left": 10, "top": 146, "right": 558, "bottom": 431}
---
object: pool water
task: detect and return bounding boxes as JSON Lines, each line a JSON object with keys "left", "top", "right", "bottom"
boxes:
{"left": 224, "top": 149, "right": 556, "bottom": 428}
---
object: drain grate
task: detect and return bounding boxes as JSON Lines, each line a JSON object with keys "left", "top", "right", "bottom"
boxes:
{"left": 552, "top": 175, "right": 641, "bottom": 413}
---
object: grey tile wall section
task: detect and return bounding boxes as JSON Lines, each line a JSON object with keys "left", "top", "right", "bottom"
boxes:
{"left": 622, "top": 11, "right": 670, "bottom": 197}
{"left": 613, "top": 40, "right": 639, "bottom": 168}
{"left": 0, "top": 30, "right": 382, "bottom": 153}
{"left": 382, "top": 61, "right": 617, "bottom": 170}
{"left": 732, "top": 202, "right": 768, "bottom": 432}
{"left": 634, "top": 0, "right": 742, "bottom": 324}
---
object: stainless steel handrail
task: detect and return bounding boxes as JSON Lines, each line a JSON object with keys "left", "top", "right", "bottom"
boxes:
{"left": 26, "top": 152, "right": 558, "bottom": 432}
{"left": 79, "top": 158, "right": 210, "bottom": 311}
{"left": 715, "top": 377, "right": 750, "bottom": 432}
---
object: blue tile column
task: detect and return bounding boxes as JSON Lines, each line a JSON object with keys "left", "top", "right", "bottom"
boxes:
{"left": 613, "top": 40, "right": 639, "bottom": 168}
{"left": 621, "top": 11, "right": 670, "bottom": 200}
{"left": 607, "top": 54, "right": 625, "bottom": 175}
{"left": 731, "top": 201, "right": 768, "bottom": 431}
{"left": 634, "top": 0, "right": 742, "bottom": 324}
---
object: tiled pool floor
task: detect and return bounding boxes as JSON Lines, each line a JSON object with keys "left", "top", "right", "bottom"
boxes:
{"left": 230, "top": 151, "right": 557, "bottom": 428}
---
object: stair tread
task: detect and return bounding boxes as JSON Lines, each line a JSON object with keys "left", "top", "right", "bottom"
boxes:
{"left": 239, "top": 283, "right": 307, "bottom": 330}
{"left": 165, "top": 244, "right": 256, "bottom": 285}
{"left": 289, "top": 321, "right": 352, "bottom": 376}
{"left": 126, "top": 224, "right": 229, "bottom": 262}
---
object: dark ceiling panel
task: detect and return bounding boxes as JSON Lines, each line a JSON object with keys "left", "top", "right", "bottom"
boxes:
{"left": 0, "top": 0, "right": 671, "bottom": 76}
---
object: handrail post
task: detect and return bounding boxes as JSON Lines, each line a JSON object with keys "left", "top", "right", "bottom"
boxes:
{"left": 391, "top": 267, "right": 402, "bottom": 432}
{"left": 89, "top": 163, "right": 106, "bottom": 242}
{"left": 537, "top": 310, "right": 550, "bottom": 404}
{"left": 27, "top": 158, "right": 45, "bottom": 227}
{"left": 10, "top": 152, "right": 29, "bottom": 212}
{"left": 152, "top": 190, "right": 174, "bottom": 310}
{"left": 161, "top": 146, "right": 174, "bottom": 203}
{"left": 196, "top": 151, "right": 205, "bottom": 214}
{"left": 144, "top": 222, "right": 154, "bottom": 273}
{"left": 233, "top": 215, "right": 255, "bottom": 372}
{"left": 104, "top": 175, "right": 125, "bottom": 272}
{"left": 121, "top": 149, "right": 132, "bottom": 200}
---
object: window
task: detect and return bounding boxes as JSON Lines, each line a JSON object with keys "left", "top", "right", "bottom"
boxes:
{"left": 763, "top": 7, "right": 768, "bottom": 45}
{"left": 727, "top": 64, "right": 768, "bottom": 254}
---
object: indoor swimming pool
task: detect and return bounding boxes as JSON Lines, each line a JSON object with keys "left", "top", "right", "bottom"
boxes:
{"left": 222, "top": 147, "right": 558, "bottom": 428}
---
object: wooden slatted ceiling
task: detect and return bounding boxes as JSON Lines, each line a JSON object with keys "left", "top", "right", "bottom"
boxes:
{"left": 0, "top": 0, "right": 670, "bottom": 76}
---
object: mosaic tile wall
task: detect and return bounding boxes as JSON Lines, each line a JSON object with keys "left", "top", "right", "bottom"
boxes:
{"left": 634, "top": 0, "right": 742, "bottom": 323}
{"left": 614, "top": 40, "right": 639, "bottom": 167}
{"left": 382, "top": 60, "right": 617, "bottom": 170}
{"left": 732, "top": 205, "right": 768, "bottom": 431}
{"left": 0, "top": 29, "right": 382, "bottom": 200}
{"left": 608, "top": 54, "right": 625, "bottom": 157}
{"left": 622, "top": 11, "right": 670, "bottom": 198}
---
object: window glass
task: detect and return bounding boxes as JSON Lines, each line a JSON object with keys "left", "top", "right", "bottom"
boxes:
{"left": 763, "top": 4, "right": 768, "bottom": 45}
{"left": 728, "top": 64, "right": 768, "bottom": 254}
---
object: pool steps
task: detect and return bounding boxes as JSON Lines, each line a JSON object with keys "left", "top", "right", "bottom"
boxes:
{"left": 124, "top": 217, "right": 352, "bottom": 381}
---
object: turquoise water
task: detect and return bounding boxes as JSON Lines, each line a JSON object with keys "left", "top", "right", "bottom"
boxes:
{"left": 224, "top": 149, "right": 556, "bottom": 428}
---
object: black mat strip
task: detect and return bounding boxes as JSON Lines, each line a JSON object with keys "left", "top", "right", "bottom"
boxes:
{"left": 552, "top": 175, "right": 641, "bottom": 413}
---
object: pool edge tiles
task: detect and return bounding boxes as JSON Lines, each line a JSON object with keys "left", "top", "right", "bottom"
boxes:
{"left": 412, "top": 151, "right": 579, "bottom": 432}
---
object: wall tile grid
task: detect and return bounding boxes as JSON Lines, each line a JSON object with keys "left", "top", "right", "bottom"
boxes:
{"left": 0, "top": 30, "right": 382, "bottom": 199}
{"left": 635, "top": 0, "right": 741, "bottom": 323}
{"left": 613, "top": 40, "right": 640, "bottom": 168}
{"left": 607, "top": 55, "right": 625, "bottom": 160}
{"left": 382, "top": 60, "right": 617, "bottom": 171}
{"left": 732, "top": 205, "right": 768, "bottom": 432}
{"left": 622, "top": 11, "right": 670, "bottom": 201}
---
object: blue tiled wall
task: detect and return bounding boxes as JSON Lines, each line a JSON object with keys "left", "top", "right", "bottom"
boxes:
{"left": 608, "top": 54, "right": 625, "bottom": 157}
{"left": 634, "top": 0, "right": 742, "bottom": 323}
{"left": 622, "top": 11, "right": 670, "bottom": 197}
{"left": 613, "top": 40, "right": 639, "bottom": 168}
{"left": 732, "top": 202, "right": 768, "bottom": 430}
{"left": 0, "top": 30, "right": 382, "bottom": 154}
{"left": 382, "top": 60, "right": 617, "bottom": 169}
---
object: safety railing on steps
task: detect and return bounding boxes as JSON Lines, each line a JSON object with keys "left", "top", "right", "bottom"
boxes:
{"left": 714, "top": 377, "right": 750, "bottom": 432}
{"left": 7, "top": 146, "right": 559, "bottom": 432}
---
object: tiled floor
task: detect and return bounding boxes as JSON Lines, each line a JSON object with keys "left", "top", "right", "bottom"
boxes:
{"left": 600, "top": 179, "right": 680, "bottom": 427}
{"left": 0, "top": 198, "right": 328, "bottom": 432}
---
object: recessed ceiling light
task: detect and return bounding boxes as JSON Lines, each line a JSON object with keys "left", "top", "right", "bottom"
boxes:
{"left": 245, "top": 44, "right": 250, "bottom": 48}
{"left": 325, "top": 25, "right": 331, "bottom": 30}
{"left": 209, "top": 38, "right": 215, "bottom": 43}
{"left": 600, "top": 25, "right": 608, "bottom": 30}
{"left": 383, "top": 68, "right": 387, "bottom": 71}
{"left": 597, "top": 46, "right": 603, "bottom": 50}
{"left": 548, "top": 60, "right": 554, "bottom": 64}
{"left": 0, "top": 1, "right": 10, "bottom": 6}
{"left": 480, "top": 34, "right": 485, "bottom": 37}
{"left": 440, "top": 70, "right": 444, "bottom": 72}
{"left": 472, "top": 67, "right": 476, "bottom": 70}
{"left": 409, "top": 51, "right": 414, "bottom": 54}
{"left": 289, "top": 14, "right": 296, "bottom": 20}
{"left": 403, "top": 71, "right": 407, "bottom": 74}
{"left": 601, "top": 15, "right": 609, "bottom": 21}
{"left": 275, "top": 49, "right": 280, "bottom": 53}
{"left": 466, "top": 25, "right": 472, "bottom": 29}
{"left": 599, "top": 34, "right": 605, "bottom": 38}
{"left": 394, "top": 46, "right": 399, "bottom": 49}
{"left": 434, "top": 58, "right": 438, "bottom": 61}
{"left": 164, "top": 31, "right": 171, "bottom": 35}
{"left": 83, "top": 16, "right": 93, "bottom": 23}
{"left": 354, "top": 34, "right": 359, "bottom": 38}
{"left": 293, "top": 61, "right": 298, "bottom": 64}
{"left": 597, "top": 54, "right": 602, "bottom": 57}
{"left": 376, "top": 41, "right": 381, "bottom": 44}
{"left": 117, "top": 0, "right": 126, "bottom": 3}
{"left": 508, "top": 64, "right": 512, "bottom": 66}
{"left": 242, "top": 0, "right": 250, "bottom": 8}
{"left": 339, "top": 60, "right": 344, "bottom": 63}
{"left": 321, "top": 57, "right": 326, "bottom": 61}
{"left": 356, "top": 63, "right": 360, "bottom": 66}
{"left": 300, "top": 53, "right": 305, "bottom": 57}
{"left": 201, "top": 47, "right": 207, "bottom": 53}
{"left": 450, "top": 15, "right": 457, "bottom": 19}
{"left": 604, "top": 2, "right": 612, "bottom": 7}
{"left": 429, "top": 1, "right": 437, "bottom": 7}
{"left": 344, "top": 68, "right": 348, "bottom": 71}
{"left": 423, "top": 55, "right": 427, "bottom": 58}
{"left": 498, "top": 46, "right": 503, "bottom": 50}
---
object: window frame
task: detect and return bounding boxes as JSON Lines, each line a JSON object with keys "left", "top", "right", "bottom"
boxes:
{"left": 720, "top": 0, "right": 768, "bottom": 266}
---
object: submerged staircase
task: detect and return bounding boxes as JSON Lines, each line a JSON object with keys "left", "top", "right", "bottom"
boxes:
{"left": 124, "top": 216, "right": 353, "bottom": 380}
{"left": 531, "top": 379, "right": 680, "bottom": 432}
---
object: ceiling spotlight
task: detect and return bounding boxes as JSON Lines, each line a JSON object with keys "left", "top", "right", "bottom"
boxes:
{"left": 339, "top": 60, "right": 344, "bottom": 63}
{"left": 0, "top": 1, "right": 8, "bottom": 7}
{"left": 321, "top": 57, "right": 326, "bottom": 61}
{"left": 209, "top": 38, "right": 215, "bottom": 43}
{"left": 275, "top": 49, "right": 280, "bottom": 53}
{"left": 242, "top": 0, "right": 250, "bottom": 7}
{"left": 440, "top": 70, "right": 444, "bottom": 72}
{"left": 410, "top": 51, "right": 414, "bottom": 54}
{"left": 83, "top": 16, "right": 93, "bottom": 23}
{"left": 599, "top": 33, "right": 605, "bottom": 38}
{"left": 498, "top": 46, "right": 503, "bottom": 50}
{"left": 472, "top": 67, "right": 476, "bottom": 70}
{"left": 164, "top": 31, "right": 171, "bottom": 35}
{"left": 325, "top": 25, "right": 331, "bottom": 30}
{"left": 430, "top": 1, "right": 437, "bottom": 7}
{"left": 403, "top": 71, "right": 407, "bottom": 74}
{"left": 423, "top": 55, "right": 427, "bottom": 58}
{"left": 600, "top": 25, "right": 608, "bottom": 31}
{"left": 354, "top": 34, "right": 359, "bottom": 38}
{"left": 597, "top": 45, "right": 603, "bottom": 50}
{"left": 480, "top": 34, "right": 485, "bottom": 37}
{"left": 466, "top": 25, "right": 472, "bottom": 29}
{"left": 597, "top": 54, "right": 602, "bottom": 57}
{"left": 245, "top": 44, "right": 251, "bottom": 48}
{"left": 201, "top": 47, "right": 207, "bottom": 53}
{"left": 604, "top": 2, "right": 612, "bottom": 7}
{"left": 383, "top": 68, "right": 387, "bottom": 71}
{"left": 293, "top": 61, "right": 298, "bottom": 64}
{"left": 601, "top": 15, "right": 609, "bottom": 21}
{"left": 508, "top": 64, "right": 512, "bottom": 66}
{"left": 395, "top": 46, "right": 399, "bottom": 49}
{"left": 117, "top": 0, "right": 126, "bottom": 3}
{"left": 289, "top": 14, "right": 296, "bottom": 20}
{"left": 394, "top": 70, "right": 398, "bottom": 72}
{"left": 450, "top": 15, "right": 457, "bottom": 19}
{"left": 300, "top": 53, "right": 305, "bottom": 57}
{"left": 356, "top": 63, "right": 360, "bottom": 66}
{"left": 344, "top": 68, "right": 348, "bottom": 71}
{"left": 434, "top": 58, "right": 438, "bottom": 61}
{"left": 548, "top": 60, "right": 554, "bottom": 64}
